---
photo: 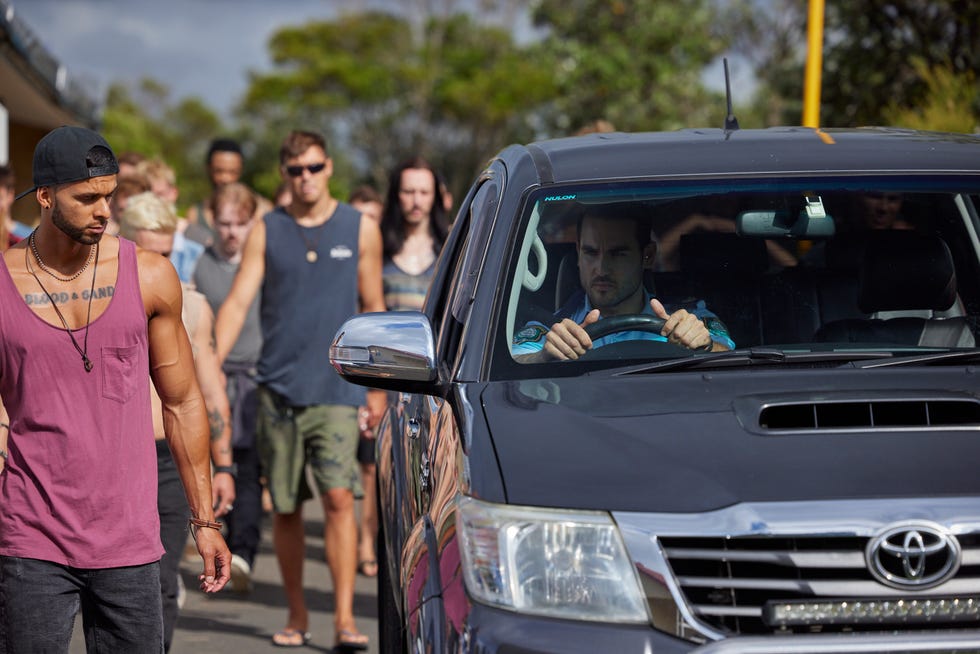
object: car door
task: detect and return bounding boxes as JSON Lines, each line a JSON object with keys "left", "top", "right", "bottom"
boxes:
{"left": 396, "top": 170, "right": 504, "bottom": 649}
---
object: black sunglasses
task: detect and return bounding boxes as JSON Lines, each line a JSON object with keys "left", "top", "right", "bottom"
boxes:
{"left": 284, "top": 162, "right": 327, "bottom": 177}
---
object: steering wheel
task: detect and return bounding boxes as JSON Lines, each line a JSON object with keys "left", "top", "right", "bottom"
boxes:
{"left": 578, "top": 314, "right": 693, "bottom": 360}
{"left": 584, "top": 314, "right": 667, "bottom": 340}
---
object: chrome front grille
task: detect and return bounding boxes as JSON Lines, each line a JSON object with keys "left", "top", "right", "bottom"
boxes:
{"left": 659, "top": 533, "right": 980, "bottom": 635}
{"left": 613, "top": 498, "right": 980, "bottom": 644}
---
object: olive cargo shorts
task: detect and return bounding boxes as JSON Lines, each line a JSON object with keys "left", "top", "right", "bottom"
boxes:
{"left": 256, "top": 386, "right": 363, "bottom": 514}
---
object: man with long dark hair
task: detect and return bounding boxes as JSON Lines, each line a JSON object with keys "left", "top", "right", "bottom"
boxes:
{"left": 378, "top": 157, "right": 450, "bottom": 311}
{"left": 350, "top": 158, "right": 451, "bottom": 579}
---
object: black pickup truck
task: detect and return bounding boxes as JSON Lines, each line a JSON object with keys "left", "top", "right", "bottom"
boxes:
{"left": 331, "top": 127, "right": 980, "bottom": 653}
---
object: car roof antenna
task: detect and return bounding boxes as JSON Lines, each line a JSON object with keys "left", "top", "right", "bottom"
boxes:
{"left": 723, "top": 57, "right": 740, "bottom": 134}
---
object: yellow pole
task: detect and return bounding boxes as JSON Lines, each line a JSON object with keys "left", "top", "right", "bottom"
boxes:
{"left": 803, "top": 0, "right": 825, "bottom": 127}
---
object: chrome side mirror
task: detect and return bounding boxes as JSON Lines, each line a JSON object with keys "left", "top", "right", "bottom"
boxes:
{"left": 330, "top": 312, "right": 437, "bottom": 386}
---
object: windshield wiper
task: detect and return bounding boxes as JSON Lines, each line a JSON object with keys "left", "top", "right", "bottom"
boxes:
{"left": 615, "top": 347, "right": 891, "bottom": 375}
{"left": 852, "top": 349, "right": 980, "bottom": 369}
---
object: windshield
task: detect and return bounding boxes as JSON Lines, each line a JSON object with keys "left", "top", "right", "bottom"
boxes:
{"left": 497, "top": 178, "right": 980, "bottom": 376}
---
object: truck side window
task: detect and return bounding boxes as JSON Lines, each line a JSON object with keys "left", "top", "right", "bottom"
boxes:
{"left": 435, "top": 177, "right": 501, "bottom": 367}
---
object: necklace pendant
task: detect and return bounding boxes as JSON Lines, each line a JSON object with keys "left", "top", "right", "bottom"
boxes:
{"left": 83, "top": 357, "right": 93, "bottom": 373}
{"left": 306, "top": 250, "right": 318, "bottom": 263}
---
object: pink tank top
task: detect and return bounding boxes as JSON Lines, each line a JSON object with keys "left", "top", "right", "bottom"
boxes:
{"left": 0, "top": 238, "right": 163, "bottom": 567}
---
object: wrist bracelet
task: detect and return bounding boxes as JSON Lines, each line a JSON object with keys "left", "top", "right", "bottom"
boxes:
{"left": 0, "top": 422, "right": 9, "bottom": 431}
{"left": 188, "top": 517, "right": 223, "bottom": 540}
{"left": 213, "top": 463, "right": 237, "bottom": 479}
{"left": 189, "top": 517, "right": 223, "bottom": 530}
{"left": 0, "top": 449, "right": 7, "bottom": 461}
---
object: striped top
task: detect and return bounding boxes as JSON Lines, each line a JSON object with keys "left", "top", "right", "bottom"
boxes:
{"left": 382, "top": 258, "right": 435, "bottom": 312}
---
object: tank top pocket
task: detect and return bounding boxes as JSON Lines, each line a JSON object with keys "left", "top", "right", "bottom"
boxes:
{"left": 102, "top": 344, "right": 141, "bottom": 403}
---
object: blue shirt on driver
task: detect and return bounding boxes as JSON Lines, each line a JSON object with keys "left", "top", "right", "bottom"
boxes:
{"left": 511, "top": 289, "right": 735, "bottom": 356}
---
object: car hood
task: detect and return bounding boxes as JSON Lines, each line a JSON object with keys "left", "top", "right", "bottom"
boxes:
{"left": 479, "top": 368, "right": 980, "bottom": 513}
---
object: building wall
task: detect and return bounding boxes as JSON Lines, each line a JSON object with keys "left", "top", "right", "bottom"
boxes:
{"left": 1, "top": 0, "right": 101, "bottom": 227}
{"left": 9, "top": 122, "right": 47, "bottom": 225}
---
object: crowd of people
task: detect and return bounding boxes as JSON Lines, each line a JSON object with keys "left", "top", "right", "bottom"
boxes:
{"left": 0, "top": 125, "right": 450, "bottom": 652}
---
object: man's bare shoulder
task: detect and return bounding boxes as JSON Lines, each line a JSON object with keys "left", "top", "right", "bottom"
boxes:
{"left": 1, "top": 240, "right": 29, "bottom": 274}
{"left": 136, "top": 247, "right": 182, "bottom": 311}
{"left": 357, "top": 211, "right": 382, "bottom": 247}
{"left": 135, "top": 246, "right": 179, "bottom": 278}
{"left": 180, "top": 282, "right": 209, "bottom": 315}
{"left": 180, "top": 282, "right": 207, "bottom": 304}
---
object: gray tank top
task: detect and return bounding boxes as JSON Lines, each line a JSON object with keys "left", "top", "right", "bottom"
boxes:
{"left": 193, "top": 247, "right": 262, "bottom": 366}
{"left": 257, "top": 204, "right": 365, "bottom": 406}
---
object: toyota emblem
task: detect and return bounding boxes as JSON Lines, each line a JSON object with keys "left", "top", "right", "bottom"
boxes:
{"left": 866, "top": 522, "right": 961, "bottom": 589}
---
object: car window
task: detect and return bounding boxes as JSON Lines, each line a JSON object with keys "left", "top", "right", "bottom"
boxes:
{"left": 433, "top": 175, "right": 502, "bottom": 369}
{"left": 494, "top": 178, "right": 980, "bottom": 377}
{"left": 451, "top": 177, "right": 501, "bottom": 324}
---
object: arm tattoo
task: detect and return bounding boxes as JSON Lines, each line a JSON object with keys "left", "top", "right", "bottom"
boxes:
{"left": 207, "top": 408, "right": 226, "bottom": 443}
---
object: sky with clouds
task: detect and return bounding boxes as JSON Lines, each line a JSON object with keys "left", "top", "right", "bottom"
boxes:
{"left": 10, "top": 0, "right": 745, "bottom": 124}
{"left": 10, "top": 0, "right": 395, "bottom": 118}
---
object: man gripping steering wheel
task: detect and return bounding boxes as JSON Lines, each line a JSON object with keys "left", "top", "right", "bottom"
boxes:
{"left": 512, "top": 206, "right": 734, "bottom": 363}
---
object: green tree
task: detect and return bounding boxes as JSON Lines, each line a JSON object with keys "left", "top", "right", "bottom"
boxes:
{"left": 732, "top": 0, "right": 979, "bottom": 128}
{"left": 101, "top": 81, "right": 173, "bottom": 160}
{"left": 726, "top": 0, "right": 807, "bottom": 128}
{"left": 530, "top": 0, "right": 733, "bottom": 133}
{"left": 239, "top": 9, "right": 554, "bottom": 200}
{"left": 822, "top": 1, "right": 979, "bottom": 127}
{"left": 101, "top": 79, "right": 228, "bottom": 212}
{"left": 883, "top": 59, "right": 978, "bottom": 133}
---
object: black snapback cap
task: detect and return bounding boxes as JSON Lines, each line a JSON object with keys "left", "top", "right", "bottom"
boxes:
{"left": 15, "top": 126, "right": 119, "bottom": 201}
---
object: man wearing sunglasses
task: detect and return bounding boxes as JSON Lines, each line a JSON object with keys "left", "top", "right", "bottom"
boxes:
{"left": 215, "top": 129, "right": 384, "bottom": 650}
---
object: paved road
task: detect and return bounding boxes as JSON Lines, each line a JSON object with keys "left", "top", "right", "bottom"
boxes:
{"left": 70, "top": 498, "right": 380, "bottom": 653}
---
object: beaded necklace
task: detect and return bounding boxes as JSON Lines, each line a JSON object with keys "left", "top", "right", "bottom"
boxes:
{"left": 29, "top": 230, "right": 95, "bottom": 282}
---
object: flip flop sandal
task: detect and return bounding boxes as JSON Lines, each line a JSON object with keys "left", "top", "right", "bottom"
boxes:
{"left": 357, "top": 559, "right": 378, "bottom": 577}
{"left": 271, "top": 628, "right": 311, "bottom": 647}
{"left": 335, "top": 628, "right": 369, "bottom": 651}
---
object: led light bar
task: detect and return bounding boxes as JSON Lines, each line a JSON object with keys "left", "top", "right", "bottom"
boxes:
{"left": 765, "top": 597, "right": 980, "bottom": 627}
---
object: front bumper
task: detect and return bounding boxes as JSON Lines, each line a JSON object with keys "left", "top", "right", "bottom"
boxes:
{"left": 460, "top": 603, "right": 690, "bottom": 653}
{"left": 459, "top": 604, "right": 980, "bottom": 653}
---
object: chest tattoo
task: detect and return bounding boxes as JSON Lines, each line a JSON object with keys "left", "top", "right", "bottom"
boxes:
{"left": 24, "top": 285, "right": 115, "bottom": 306}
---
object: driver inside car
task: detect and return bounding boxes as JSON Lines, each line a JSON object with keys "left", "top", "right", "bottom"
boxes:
{"left": 512, "top": 207, "right": 735, "bottom": 362}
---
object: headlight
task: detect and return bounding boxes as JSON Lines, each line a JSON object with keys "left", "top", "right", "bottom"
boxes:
{"left": 457, "top": 497, "right": 649, "bottom": 623}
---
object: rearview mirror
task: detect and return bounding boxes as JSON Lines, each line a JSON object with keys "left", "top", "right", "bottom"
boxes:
{"left": 737, "top": 196, "right": 836, "bottom": 238}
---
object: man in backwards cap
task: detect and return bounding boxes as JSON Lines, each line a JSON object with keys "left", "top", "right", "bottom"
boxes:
{"left": 0, "top": 125, "right": 231, "bottom": 652}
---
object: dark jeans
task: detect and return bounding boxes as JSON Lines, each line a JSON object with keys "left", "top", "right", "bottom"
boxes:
{"left": 225, "top": 444, "right": 263, "bottom": 567}
{"left": 157, "top": 440, "right": 189, "bottom": 653}
{"left": 0, "top": 556, "right": 164, "bottom": 653}
{"left": 224, "top": 365, "right": 262, "bottom": 567}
